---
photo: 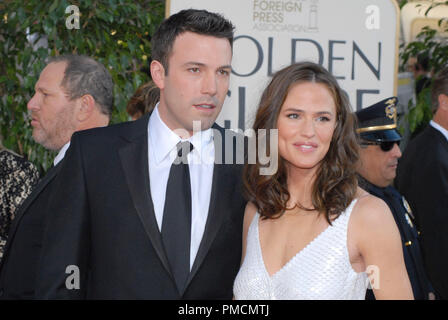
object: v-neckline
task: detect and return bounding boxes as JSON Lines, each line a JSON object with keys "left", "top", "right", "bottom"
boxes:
{"left": 255, "top": 212, "right": 340, "bottom": 279}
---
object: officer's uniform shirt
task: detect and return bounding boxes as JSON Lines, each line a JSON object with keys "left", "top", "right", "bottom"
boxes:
{"left": 357, "top": 175, "right": 434, "bottom": 300}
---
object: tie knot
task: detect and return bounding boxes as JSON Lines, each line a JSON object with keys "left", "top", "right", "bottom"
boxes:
{"left": 175, "top": 141, "right": 193, "bottom": 164}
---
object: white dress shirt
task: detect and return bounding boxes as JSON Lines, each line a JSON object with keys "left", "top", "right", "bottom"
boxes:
{"left": 430, "top": 120, "right": 448, "bottom": 142}
{"left": 53, "top": 142, "right": 70, "bottom": 166}
{"left": 148, "top": 104, "right": 215, "bottom": 270}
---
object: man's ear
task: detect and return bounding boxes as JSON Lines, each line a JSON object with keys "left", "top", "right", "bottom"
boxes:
{"left": 77, "top": 94, "right": 95, "bottom": 122}
{"left": 150, "top": 60, "right": 166, "bottom": 90}
{"left": 438, "top": 94, "right": 448, "bottom": 111}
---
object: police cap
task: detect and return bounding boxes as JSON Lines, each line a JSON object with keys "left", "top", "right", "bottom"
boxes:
{"left": 355, "top": 97, "right": 402, "bottom": 142}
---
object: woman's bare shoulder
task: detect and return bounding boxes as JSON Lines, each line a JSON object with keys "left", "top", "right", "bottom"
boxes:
{"left": 351, "top": 188, "right": 397, "bottom": 239}
{"left": 244, "top": 202, "right": 258, "bottom": 227}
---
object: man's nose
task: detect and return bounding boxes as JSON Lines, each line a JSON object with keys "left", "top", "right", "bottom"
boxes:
{"left": 391, "top": 142, "right": 402, "bottom": 158}
{"left": 201, "top": 72, "right": 218, "bottom": 96}
{"left": 27, "top": 93, "right": 39, "bottom": 111}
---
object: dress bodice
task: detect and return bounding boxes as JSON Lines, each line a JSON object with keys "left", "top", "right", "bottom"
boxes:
{"left": 233, "top": 199, "right": 368, "bottom": 300}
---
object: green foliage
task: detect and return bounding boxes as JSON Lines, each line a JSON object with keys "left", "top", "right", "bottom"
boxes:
{"left": 399, "top": 0, "right": 448, "bottom": 134}
{"left": 0, "top": 0, "right": 164, "bottom": 172}
{"left": 400, "top": 26, "right": 448, "bottom": 73}
{"left": 406, "top": 86, "right": 433, "bottom": 133}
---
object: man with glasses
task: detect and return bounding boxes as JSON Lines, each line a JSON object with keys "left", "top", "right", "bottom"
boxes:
{"left": 355, "top": 97, "right": 434, "bottom": 300}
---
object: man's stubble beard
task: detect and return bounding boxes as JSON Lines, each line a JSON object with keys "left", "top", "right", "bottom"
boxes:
{"left": 34, "top": 104, "right": 77, "bottom": 151}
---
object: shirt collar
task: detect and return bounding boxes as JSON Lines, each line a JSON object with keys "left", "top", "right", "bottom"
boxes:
{"left": 189, "top": 124, "right": 213, "bottom": 160}
{"left": 54, "top": 141, "right": 70, "bottom": 166}
{"left": 357, "top": 173, "right": 385, "bottom": 196}
{"left": 430, "top": 120, "right": 448, "bottom": 142}
{"left": 148, "top": 103, "right": 214, "bottom": 165}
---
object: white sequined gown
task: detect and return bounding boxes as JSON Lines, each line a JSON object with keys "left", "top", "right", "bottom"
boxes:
{"left": 233, "top": 199, "right": 368, "bottom": 300}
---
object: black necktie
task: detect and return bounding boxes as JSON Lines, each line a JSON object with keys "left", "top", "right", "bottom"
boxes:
{"left": 161, "top": 141, "right": 193, "bottom": 293}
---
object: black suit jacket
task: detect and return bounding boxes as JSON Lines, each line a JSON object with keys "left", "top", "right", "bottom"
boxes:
{"left": 396, "top": 125, "right": 448, "bottom": 299}
{"left": 34, "top": 114, "right": 246, "bottom": 299}
{"left": 358, "top": 176, "right": 433, "bottom": 300}
{"left": 0, "top": 163, "right": 61, "bottom": 299}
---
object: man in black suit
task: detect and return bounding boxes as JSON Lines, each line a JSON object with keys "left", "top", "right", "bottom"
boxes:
{"left": 34, "top": 9, "right": 247, "bottom": 299}
{"left": 408, "top": 53, "right": 432, "bottom": 139}
{"left": 355, "top": 97, "right": 434, "bottom": 300}
{"left": 409, "top": 53, "right": 431, "bottom": 98}
{"left": 396, "top": 66, "right": 448, "bottom": 299}
{"left": 0, "top": 55, "right": 113, "bottom": 299}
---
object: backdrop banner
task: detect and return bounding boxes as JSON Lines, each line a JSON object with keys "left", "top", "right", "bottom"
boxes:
{"left": 167, "top": 0, "right": 399, "bottom": 130}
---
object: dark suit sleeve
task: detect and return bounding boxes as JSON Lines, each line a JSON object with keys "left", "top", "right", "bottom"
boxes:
{"left": 35, "top": 134, "right": 91, "bottom": 299}
{"left": 415, "top": 153, "right": 448, "bottom": 298}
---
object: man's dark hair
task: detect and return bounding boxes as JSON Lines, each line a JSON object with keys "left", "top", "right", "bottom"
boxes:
{"left": 48, "top": 54, "right": 114, "bottom": 116}
{"left": 431, "top": 65, "right": 448, "bottom": 113}
{"left": 416, "top": 53, "right": 430, "bottom": 72}
{"left": 151, "top": 9, "right": 235, "bottom": 75}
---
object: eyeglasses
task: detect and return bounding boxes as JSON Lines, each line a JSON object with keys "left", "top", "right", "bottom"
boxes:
{"left": 361, "top": 141, "right": 400, "bottom": 152}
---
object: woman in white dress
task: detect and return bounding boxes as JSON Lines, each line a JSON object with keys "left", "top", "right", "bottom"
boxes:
{"left": 233, "top": 62, "right": 413, "bottom": 300}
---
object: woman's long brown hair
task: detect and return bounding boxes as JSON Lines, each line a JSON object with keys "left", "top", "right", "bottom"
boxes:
{"left": 244, "top": 62, "right": 359, "bottom": 224}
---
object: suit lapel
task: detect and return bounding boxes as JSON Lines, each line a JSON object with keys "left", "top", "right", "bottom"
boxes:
{"left": 429, "top": 125, "right": 448, "bottom": 150}
{"left": 117, "top": 114, "right": 172, "bottom": 277}
{"left": 186, "top": 164, "right": 229, "bottom": 287}
{"left": 184, "top": 125, "right": 231, "bottom": 292}
{"left": 2, "top": 162, "right": 61, "bottom": 258}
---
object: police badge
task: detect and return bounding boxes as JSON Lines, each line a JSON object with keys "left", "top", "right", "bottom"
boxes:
{"left": 402, "top": 196, "right": 415, "bottom": 228}
{"left": 385, "top": 98, "right": 397, "bottom": 120}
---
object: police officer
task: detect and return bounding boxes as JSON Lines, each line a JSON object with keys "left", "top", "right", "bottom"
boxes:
{"left": 355, "top": 97, "right": 435, "bottom": 300}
